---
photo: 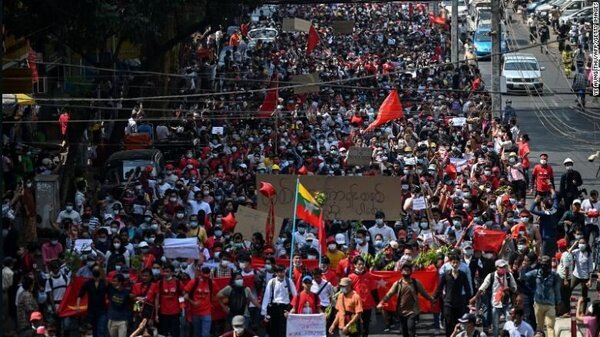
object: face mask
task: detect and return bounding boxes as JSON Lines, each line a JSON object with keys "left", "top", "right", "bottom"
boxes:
{"left": 483, "top": 253, "right": 494, "bottom": 259}
{"left": 374, "top": 240, "right": 384, "bottom": 248}
{"left": 203, "top": 190, "right": 210, "bottom": 196}
{"left": 239, "top": 262, "right": 247, "bottom": 269}
{"left": 355, "top": 238, "right": 364, "bottom": 245}
{"left": 234, "top": 279, "right": 244, "bottom": 287}
{"left": 307, "top": 255, "right": 317, "bottom": 260}
{"left": 463, "top": 249, "right": 473, "bottom": 256}
{"left": 453, "top": 220, "right": 461, "bottom": 229}
{"left": 150, "top": 224, "right": 159, "bottom": 230}
{"left": 214, "top": 230, "right": 223, "bottom": 237}
{"left": 50, "top": 240, "right": 58, "bottom": 245}
{"left": 234, "top": 327, "right": 244, "bottom": 335}
{"left": 540, "top": 160, "right": 547, "bottom": 165}
{"left": 176, "top": 213, "right": 184, "bottom": 219}
{"left": 341, "top": 286, "right": 350, "bottom": 294}
{"left": 328, "top": 243, "right": 337, "bottom": 251}
{"left": 66, "top": 206, "right": 73, "bottom": 212}
{"left": 298, "top": 228, "right": 306, "bottom": 234}
{"left": 484, "top": 171, "right": 491, "bottom": 176}
{"left": 376, "top": 218, "right": 384, "bottom": 226}
{"left": 148, "top": 237, "right": 156, "bottom": 244}
{"left": 521, "top": 217, "right": 529, "bottom": 223}
{"left": 98, "top": 237, "right": 107, "bottom": 243}
{"left": 190, "top": 222, "right": 198, "bottom": 228}
{"left": 113, "top": 243, "right": 121, "bottom": 249}
{"left": 419, "top": 222, "right": 428, "bottom": 229}
{"left": 566, "top": 165, "right": 573, "bottom": 171}
{"left": 221, "top": 260, "right": 229, "bottom": 268}
{"left": 115, "top": 265, "right": 122, "bottom": 271}
{"left": 169, "top": 197, "right": 177, "bottom": 203}
{"left": 464, "top": 192, "right": 471, "bottom": 198}
{"left": 265, "top": 264, "right": 273, "bottom": 271}
{"left": 579, "top": 244, "right": 586, "bottom": 251}
{"left": 517, "top": 244, "right": 526, "bottom": 252}
{"left": 463, "top": 203, "right": 471, "bottom": 210}
{"left": 152, "top": 268, "right": 160, "bottom": 276}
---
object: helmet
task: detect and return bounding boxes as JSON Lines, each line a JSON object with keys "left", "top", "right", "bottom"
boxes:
{"left": 563, "top": 158, "right": 574, "bottom": 165}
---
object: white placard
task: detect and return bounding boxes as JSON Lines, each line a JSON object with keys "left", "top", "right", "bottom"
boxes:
{"left": 286, "top": 314, "right": 326, "bottom": 337}
{"left": 211, "top": 126, "right": 224, "bottom": 135}
{"left": 451, "top": 117, "right": 466, "bottom": 127}
{"left": 163, "top": 238, "right": 200, "bottom": 259}
{"left": 73, "top": 239, "right": 93, "bottom": 253}
{"left": 449, "top": 158, "right": 468, "bottom": 172}
{"left": 412, "top": 197, "right": 426, "bottom": 210}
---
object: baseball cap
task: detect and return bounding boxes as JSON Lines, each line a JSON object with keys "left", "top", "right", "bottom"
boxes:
{"left": 232, "top": 315, "right": 245, "bottom": 326}
{"left": 30, "top": 311, "right": 43, "bottom": 321}
{"left": 302, "top": 275, "right": 313, "bottom": 283}
{"left": 335, "top": 233, "right": 346, "bottom": 245}
{"left": 495, "top": 259, "right": 508, "bottom": 268}
{"left": 458, "top": 313, "right": 477, "bottom": 324}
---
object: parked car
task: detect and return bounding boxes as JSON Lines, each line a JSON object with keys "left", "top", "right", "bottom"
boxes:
{"left": 473, "top": 27, "right": 509, "bottom": 59}
{"left": 502, "top": 53, "right": 545, "bottom": 94}
{"left": 559, "top": 5, "right": 592, "bottom": 24}
{"left": 527, "top": 0, "right": 553, "bottom": 13}
{"left": 536, "top": 0, "right": 587, "bottom": 18}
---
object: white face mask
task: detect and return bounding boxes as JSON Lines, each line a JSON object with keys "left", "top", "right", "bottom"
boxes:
{"left": 234, "top": 279, "right": 244, "bottom": 287}
{"left": 540, "top": 159, "right": 547, "bottom": 165}
{"left": 328, "top": 243, "right": 337, "bottom": 251}
{"left": 233, "top": 327, "right": 244, "bottom": 335}
{"left": 239, "top": 262, "right": 247, "bottom": 269}
{"left": 375, "top": 219, "right": 384, "bottom": 226}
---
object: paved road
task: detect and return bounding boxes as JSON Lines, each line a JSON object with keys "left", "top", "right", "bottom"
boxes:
{"left": 366, "top": 7, "right": 598, "bottom": 337}
{"left": 482, "top": 10, "right": 600, "bottom": 191}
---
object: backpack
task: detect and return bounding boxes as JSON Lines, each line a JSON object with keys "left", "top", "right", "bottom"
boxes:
{"left": 269, "top": 277, "right": 293, "bottom": 304}
{"left": 48, "top": 273, "right": 69, "bottom": 291}
{"left": 228, "top": 285, "right": 248, "bottom": 316}
{"left": 188, "top": 277, "right": 212, "bottom": 298}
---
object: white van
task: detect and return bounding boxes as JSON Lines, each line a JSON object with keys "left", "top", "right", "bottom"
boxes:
{"left": 502, "top": 53, "right": 545, "bottom": 94}
{"left": 467, "top": 7, "right": 492, "bottom": 32}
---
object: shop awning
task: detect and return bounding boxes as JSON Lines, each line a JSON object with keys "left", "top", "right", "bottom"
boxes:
{"left": 2, "top": 93, "right": 35, "bottom": 106}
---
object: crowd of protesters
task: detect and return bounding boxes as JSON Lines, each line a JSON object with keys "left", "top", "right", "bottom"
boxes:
{"left": 2, "top": 2, "right": 600, "bottom": 337}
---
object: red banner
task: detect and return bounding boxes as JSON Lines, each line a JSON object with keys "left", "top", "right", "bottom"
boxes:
{"left": 473, "top": 228, "right": 506, "bottom": 253}
{"left": 250, "top": 256, "right": 319, "bottom": 270}
{"left": 369, "top": 270, "right": 439, "bottom": 313}
{"left": 58, "top": 277, "right": 89, "bottom": 317}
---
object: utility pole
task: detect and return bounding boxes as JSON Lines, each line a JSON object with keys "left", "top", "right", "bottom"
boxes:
{"left": 491, "top": 0, "right": 502, "bottom": 118}
{"left": 432, "top": 1, "right": 439, "bottom": 16}
{"left": 451, "top": 0, "right": 459, "bottom": 66}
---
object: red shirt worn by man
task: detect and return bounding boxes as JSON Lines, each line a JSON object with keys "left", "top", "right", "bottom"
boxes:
{"left": 184, "top": 277, "right": 212, "bottom": 316}
{"left": 157, "top": 278, "right": 183, "bottom": 315}
{"left": 532, "top": 159, "right": 554, "bottom": 193}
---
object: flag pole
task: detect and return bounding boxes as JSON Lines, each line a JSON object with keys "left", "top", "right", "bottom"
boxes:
{"left": 289, "top": 176, "right": 300, "bottom": 279}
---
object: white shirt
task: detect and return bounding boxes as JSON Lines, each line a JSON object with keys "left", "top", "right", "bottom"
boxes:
{"left": 261, "top": 277, "right": 297, "bottom": 315}
{"left": 187, "top": 199, "right": 212, "bottom": 216}
{"left": 572, "top": 249, "right": 593, "bottom": 279}
{"left": 368, "top": 225, "right": 397, "bottom": 243}
{"left": 2, "top": 266, "right": 14, "bottom": 291}
{"left": 45, "top": 272, "right": 70, "bottom": 304}
{"left": 310, "top": 280, "right": 334, "bottom": 307}
{"left": 56, "top": 209, "right": 82, "bottom": 224}
{"left": 479, "top": 271, "right": 518, "bottom": 308}
{"left": 581, "top": 198, "right": 600, "bottom": 225}
{"left": 503, "top": 320, "right": 534, "bottom": 337}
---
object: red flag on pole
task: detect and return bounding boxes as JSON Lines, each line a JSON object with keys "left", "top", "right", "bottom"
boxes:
{"left": 28, "top": 48, "right": 39, "bottom": 83}
{"left": 369, "top": 270, "right": 439, "bottom": 313}
{"left": 259, "top": 75, "right": 279, "bottom": 118}
{"left": 473, "top": 227, "right": 506, "bottom": 253}
{"left": 306, "top": 25, "right": 320, "bottom": 55}
{"left": 58, "top": 277, "right": 89, "bottom": 317}
{"left": 364, "top": 90, "right": 404, "bottom": 132}
{"left": 318, "top": 212, "right": 326, "bottom": 255}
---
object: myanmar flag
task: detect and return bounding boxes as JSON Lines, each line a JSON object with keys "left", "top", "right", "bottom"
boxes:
{"left": 296, "top": 183, "right": 321, "bottom": 228}
{"left": 370, "top": 270, "right": 440, "bottom": 313}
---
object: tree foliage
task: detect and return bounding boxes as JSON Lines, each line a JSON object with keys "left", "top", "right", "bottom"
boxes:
{"left": 5, "top": 0, "right": 261, "bottom": 69}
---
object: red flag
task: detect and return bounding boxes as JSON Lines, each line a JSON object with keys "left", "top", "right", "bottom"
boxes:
{"left": 221, "top": 212, "right": 237, "bottom": 232}
{"left": 306, "top": 25, "right": 320, "bottom": 55}
{"left": 318, "top": 212, "right": 326, "bottom": 256}
{"left": 429, "top": 13, "right": 447, "bottom": 26}
{"left": 28, "top": 48, "right": 39, "bottom": 83}
{"left": 364, "top": 90, "right": 403, "bottom": 132}
{"left": 446, "top": 163, "right": 457, "bottom": 180}
{"left": 259, "top": 75, "right": 279, "bottom": 118}
{"left": 58, "top": 277, "right": 89, "bottom": 317}
{"left": 473, "top": 227, "right": 506, "bottom": 253}
{"left": 369, "top": 270, "right": 439, "bottom": 313}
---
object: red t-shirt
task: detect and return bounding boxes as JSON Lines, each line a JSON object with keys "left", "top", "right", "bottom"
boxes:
{"left": 322, "top": 269, "right": 339, "bottom": 287}
{"left": 158, "top": 278, "right": 183, "bottom": 315}
{"left": 291, "top": 291, "right": 320, "bottom": 314}
{"left": 349, "top": 272, "right": 376, "bottom": 309}
{"left": 132, "top": 281, "right": 158, "bottom": 302}
{"left": 142, "top": 253, "right": 156, "bottom": 269}
{"left": 532, "top": 164, "right": 554, "bottom": 192}
{"left": 184, "top": 278, "right": 212, "bottom": 316}
{"left": 518, "top": 142, "right": 530, "bottom": 169}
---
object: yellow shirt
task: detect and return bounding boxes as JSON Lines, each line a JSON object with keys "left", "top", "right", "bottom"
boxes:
{"left": 186, "top": 227, "right": 207, "bottom": 244}
{"left": 326, "top": 250, "right": 346, "bottom": 270}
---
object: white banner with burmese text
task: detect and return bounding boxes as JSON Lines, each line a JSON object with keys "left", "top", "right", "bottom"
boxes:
{"left": 286, "top": 314, "right": 326, "bottom": 337}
